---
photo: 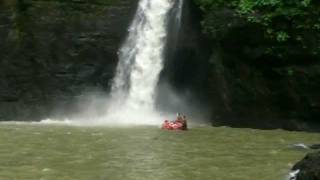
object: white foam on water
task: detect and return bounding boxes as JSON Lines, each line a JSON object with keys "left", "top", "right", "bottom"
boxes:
{"left": 40, "top": 119, "right": 73, "bottom": 125}
{"left": 0, "top": 119, "right": 73, "bottom": 126}
{"left": 290, "top": 143, "right": 309, "bottom": 149}
{"left": 287, "top": 169, "right": 300, "bottom": 180}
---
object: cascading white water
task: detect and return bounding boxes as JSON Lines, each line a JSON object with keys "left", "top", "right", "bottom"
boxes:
{"left": 107, "top": 0, "right": 184, "bottom": 124}
{"left": 175, "top": 0, "right": 184, "bottom": 28}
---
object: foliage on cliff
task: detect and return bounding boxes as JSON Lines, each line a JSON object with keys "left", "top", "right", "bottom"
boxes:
{"left": 192, "top": 0, "right": 320, "bottom": 130}
{"left": 194, "top": 0, "right": 320, "bottom": 58}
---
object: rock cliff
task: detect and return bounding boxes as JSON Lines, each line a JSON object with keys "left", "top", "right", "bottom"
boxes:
{"left": 0, "top": 0, "right": 138, "bottom": 120}
{"left": 292, "top": 151, "right": 320, "bottom": 180}
{"left": 0, "top": 0, "right": 319, "bottom": 131}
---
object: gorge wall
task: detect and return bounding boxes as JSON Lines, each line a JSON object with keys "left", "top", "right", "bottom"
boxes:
{"left": 0, "top": 0, "right": 138, "bottom": 120}
{"left": 0, "top": 0, "right": 207, "bottom": 122}
{"left": 194, "top": 1, "right": 320, "bottom": 131}
{"left": 0, "top": 0, "right": 319, "bottom": 131}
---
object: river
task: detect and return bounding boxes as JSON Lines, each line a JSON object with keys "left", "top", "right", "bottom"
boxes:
{"left": 0, "top": 123, "right": 318, "bottom": 180}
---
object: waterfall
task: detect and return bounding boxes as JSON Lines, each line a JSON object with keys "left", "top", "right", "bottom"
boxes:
{"left": 175, "top": 0, "right": 184, "bottom": 28}
{"left": 106, "top": 0, "right": 184, "bottom": 124}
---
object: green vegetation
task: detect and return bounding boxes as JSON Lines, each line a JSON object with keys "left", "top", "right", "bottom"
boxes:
{"left": 192, "top": 0, "right": 320, "bottom": 126}
{"left": 194, "top": 0, "right": 320, "bottom": 58}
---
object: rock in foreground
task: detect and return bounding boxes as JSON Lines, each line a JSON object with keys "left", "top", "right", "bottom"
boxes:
{"left": 292, "top": 151, "right": 320, "bottom": 180}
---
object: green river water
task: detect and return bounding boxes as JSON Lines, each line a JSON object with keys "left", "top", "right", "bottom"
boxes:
{"left": 0, "top": 123, "right": 319, "bottom": 180}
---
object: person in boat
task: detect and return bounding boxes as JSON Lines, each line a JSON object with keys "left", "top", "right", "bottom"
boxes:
{"left": 162, "top": 113, "right": 188, "bottom": 130}
{"left": 162, "top": 120, "right": 172, "bottom": 129}
{"left": 175, "top": 113, "right": 183, "bottom": 123}
{"left": 174, "top": 113, "right": 187, "bottom": 130}
{"left": 182, "top": 115, "right": 188, "bottom": 130}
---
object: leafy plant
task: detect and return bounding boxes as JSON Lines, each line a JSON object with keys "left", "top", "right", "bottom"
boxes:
{"left": 194, "top": 0, "right": 320, "bottom": 57}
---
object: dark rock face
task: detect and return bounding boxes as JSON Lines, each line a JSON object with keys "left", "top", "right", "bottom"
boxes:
{"left": 198, "top": 7, "right": 320, "bottom": 131}
{"left": 149, "top": 0, "right": 213, "bottom": 120}
{"left": 162, "top": 0, "right": 211, "bottom": 93}
{"left": 292, "top": 151, "right": 320, "bottom": 180}
{"left": 0, "top": 0, "right": 138, "bottom": 120}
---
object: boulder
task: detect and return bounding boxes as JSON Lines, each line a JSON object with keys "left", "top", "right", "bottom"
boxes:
{"left": 292, "top": 151, "right": 320, "bottom": 180}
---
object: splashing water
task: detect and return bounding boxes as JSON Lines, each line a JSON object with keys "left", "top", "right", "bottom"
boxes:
{"left": 288, "top": 169, "right": 300, "bottom": 180}
{"left": 104, "top": 0, "right": 183, "bottom": 125}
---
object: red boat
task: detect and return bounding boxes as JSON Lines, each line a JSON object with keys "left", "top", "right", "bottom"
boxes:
{"left": 161, "top": 120, "right": 187, "bottom": 130}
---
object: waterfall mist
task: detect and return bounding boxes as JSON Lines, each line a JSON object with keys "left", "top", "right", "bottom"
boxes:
{"left": 41, "top": 0, "right": 187, "bottom": 126}
{"left": 105, "top": 0, "right": 184, "bottom": 125}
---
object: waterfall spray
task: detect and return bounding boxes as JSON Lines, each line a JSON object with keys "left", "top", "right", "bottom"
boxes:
{"left": 105, "top": 0, "right": 183, "bottom": 125}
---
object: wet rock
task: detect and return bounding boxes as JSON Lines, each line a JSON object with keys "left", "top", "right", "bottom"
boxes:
{"left": 292, "top": 151, "right": 320, "bottom": 180}
{"left": 0, "top": 0, "right": 138, "bottom": 121}
{"left": 310, "top": 144, "right": 320, "bottom": 150}
{"left": 197, "top": 4, "right": 320, "bottom": 131}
